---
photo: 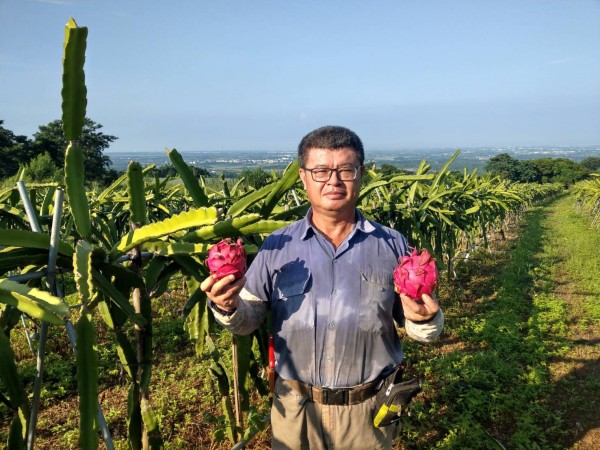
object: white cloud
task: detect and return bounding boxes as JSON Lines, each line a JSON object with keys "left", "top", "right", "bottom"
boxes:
{"left": 549, "top": 57, "right": 571, "bottom": 64}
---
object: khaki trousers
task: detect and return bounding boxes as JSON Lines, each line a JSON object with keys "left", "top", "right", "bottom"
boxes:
{"left": 271, "top": 377, "right": 399, "bottom": 450}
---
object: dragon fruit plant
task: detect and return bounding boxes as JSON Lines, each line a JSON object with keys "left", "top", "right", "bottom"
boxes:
{"left": 206, "top": 238, "right": 248, "bottom": 280}
{"left": 393, "top": 249, "right": 439, "bottom": 300}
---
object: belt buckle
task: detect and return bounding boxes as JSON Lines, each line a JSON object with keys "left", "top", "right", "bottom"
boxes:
{"left": 322, "top": 388, "right": 348, "bottom": 405}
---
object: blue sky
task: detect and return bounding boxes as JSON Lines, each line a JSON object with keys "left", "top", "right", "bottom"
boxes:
{"left": 1, "top": 0, "right": 599, "bottom": 153}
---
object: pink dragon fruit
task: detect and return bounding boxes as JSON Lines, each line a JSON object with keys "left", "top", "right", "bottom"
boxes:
{"left": 393, "top": 249, "right": 439, "bottom": 300}
{"left": 206, "top": 238, "right": 247, "bottom": 280}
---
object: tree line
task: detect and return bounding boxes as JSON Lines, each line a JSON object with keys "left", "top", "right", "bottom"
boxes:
{"left": 0, "top": 118, "right": 276, "bottom": 190}
{"left": 484, "top": 152, "right": 600, "bottom": 185}
{"left": 0, "top": 118, "right": 119, "bottom": 184}
{"left": 3, "top": 118, "right": 599, "bottom": 188}
{"left": 375, "top": 155, "right": 600, "bottom": 186}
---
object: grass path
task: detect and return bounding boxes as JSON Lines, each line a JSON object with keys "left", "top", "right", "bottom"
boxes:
{"left": 541, "top": 194, "right": 600, "bottom": 449}
{"left": 398, "top": 193, "right": 600, "bottom": 449}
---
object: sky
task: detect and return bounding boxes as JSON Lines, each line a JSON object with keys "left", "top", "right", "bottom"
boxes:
{"left": 1, "top": 0, "right": 599, "bottom": 153}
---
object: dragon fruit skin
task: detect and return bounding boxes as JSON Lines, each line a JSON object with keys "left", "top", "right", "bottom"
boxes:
{"left": 393, "top": 249, "right": 439, "bottom": 300}
{"left": 206, "top": 238, "right": 247, "bottom": 280}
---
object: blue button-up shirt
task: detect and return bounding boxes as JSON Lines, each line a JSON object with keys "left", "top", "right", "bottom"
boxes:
{"left": 243, "top": 208, "right": 409, "bottom": 388}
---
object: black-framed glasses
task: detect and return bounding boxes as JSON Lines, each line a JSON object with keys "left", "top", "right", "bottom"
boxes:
{"left": 302, "top": 166, "right": 360, "bottom": 182}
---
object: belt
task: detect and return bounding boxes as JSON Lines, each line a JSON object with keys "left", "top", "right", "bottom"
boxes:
{"left": 283, "top": 375, "right": 386, "bottom": 406}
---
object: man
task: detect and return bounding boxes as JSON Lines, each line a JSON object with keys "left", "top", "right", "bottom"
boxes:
{"left": 201, "top": 126, "right": 443, "bottom": 449}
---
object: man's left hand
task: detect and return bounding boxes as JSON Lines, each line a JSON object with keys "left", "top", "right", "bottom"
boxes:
{"left": 400, "top": 292, "right": 440, "bottom": 322}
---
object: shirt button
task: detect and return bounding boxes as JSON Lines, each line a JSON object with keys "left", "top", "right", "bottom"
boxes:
{"left": 328, "top": 321, "right": 335, "bottom": 329}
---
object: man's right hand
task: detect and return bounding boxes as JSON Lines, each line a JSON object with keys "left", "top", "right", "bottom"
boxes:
{"left": 200, "top": 274, "right": 246, "bottom": 312}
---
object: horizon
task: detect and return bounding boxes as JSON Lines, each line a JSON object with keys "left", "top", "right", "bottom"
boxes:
{"left": 105, "top": 144, "right": 600, "bottom": 154}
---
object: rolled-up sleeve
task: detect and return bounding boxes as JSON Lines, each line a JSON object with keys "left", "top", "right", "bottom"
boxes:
{"left": 405, "top": 309, "right": 444, "bottom": 342}
{"left": 211, "top": 288, "right": 267, "bottom": 335}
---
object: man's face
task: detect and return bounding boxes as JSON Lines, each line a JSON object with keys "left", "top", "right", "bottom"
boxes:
{"left": 299, "top": 147, "right": 363, "bottom": 217}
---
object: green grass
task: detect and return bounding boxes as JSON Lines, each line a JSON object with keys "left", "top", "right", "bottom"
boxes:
{"left": 397, "top": 193, "right": 599, "bottom": 449}
{"left": 545, "top": 195, "right": 600, "bottom": 326}
{"left": 535, "top": 194, "right": 600, "bottom": 448}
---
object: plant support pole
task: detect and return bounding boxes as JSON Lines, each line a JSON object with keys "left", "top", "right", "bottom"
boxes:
{"left": 17, "top": 181, "right": 49, "bottom": 450}
{"left": 21, "top": 187, "right": 114, "bottom": 449}
{"left": 20, "top": 314, "right": 35, "bottom": 356}
{"left": 52, "top": 189, "right": 115, "bottom": 450}
{"left": 15, "top": 182, "right": 39, "bottom": 356}
{"left": 15, "top": 182, "right": 41, "bottom": 357}
{"left": 232, "top": 335, "right": 243, "bottom": 440}
{"left": 50, "top": 191, "right": 115, "bottom": 449}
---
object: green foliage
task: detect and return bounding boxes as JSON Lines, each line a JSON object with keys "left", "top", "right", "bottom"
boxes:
{"left": 485, "top": 153, "right": 521, "bottom": 180}
{"left": 0, "top": 120, "right": 34, "bottom": 180}
{"left": 399, "top": 201, "right": 572, "bottom": 448}
{"left": 378, "top": 163, "right": 412, "bottom": 177}
{"left": 61, "top": 17, "right": 88, "bottom": 142}
{"left": 20, "top": 152, "right": 60, "bottom": 182}
{"left": 517, "top": 159, "right": 541, "bottom": 182}
{"left": 75, "top": 310, "right": 99, "bottom": 450}
{"left": 240, "top": 167, "right": 272, "bottom": 189}
{"left": 32, "top": 118, "right": 116, "bottom": 182}
{"left": 167, "top": 148, "right": 210, "bottom": 208}
{"left": 580, "top": 156, "right": 600, "bottom": 172}
{"left": 154, "top": 163, "right": 210, "bottom": 179}
{"left": 530, "top": 157, "right": 589, "bottom": 186}
{"left": 572, "top": 177, "right": 600, "bottom": 226}
{"left": 65, "top": 143, "right": 92, "bottom": 239}
{"left": 485, "top": 152, "right": 541, "bottom": 182}
{"left": 486, "top": 153, "right": 591, "bottom": 186}
{"left": 358, "top": 151, "right": 561, "bottom": 274}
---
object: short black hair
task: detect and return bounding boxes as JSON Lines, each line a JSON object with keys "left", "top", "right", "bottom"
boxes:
{"left": 297, "top": 125, "right": 364, "bottom": 168}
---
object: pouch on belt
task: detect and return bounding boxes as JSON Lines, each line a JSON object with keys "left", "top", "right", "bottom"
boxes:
{"left": 373, "top": 369, "right": 422, "bottom": 428}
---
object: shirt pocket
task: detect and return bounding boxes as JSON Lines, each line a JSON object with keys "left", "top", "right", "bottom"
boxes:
{"left": 274, "top": 270, "right": 310, "bottom": 300}
{"left": 358, "top": 270, "right": 396, "bottom": 333}
{"left": 272, "top": 264, "right": 312, "bottom": 332}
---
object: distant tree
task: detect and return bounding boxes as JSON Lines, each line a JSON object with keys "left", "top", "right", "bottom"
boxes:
{"left": 379, "top": 164, "right": 401, "bottom": 176}
{"left": 530, "top": 157, "right": 588, "bottom": 186}
{"left": 485, "top": 153, "right": 521, "bottom": 181}
{"left": 222, "top": 170, "right": 239, "bottom": 179}
{"left": 0, "top": 120, "right": 34, "bottom": 179}
{"left": 551, "top": 158, "right": 588, "bottom": 185}
{"left": 581, "top": 156, "right": 600, "bottom": 172}
{"left": 516, "top": 160, "right": 541, "bottom": 183}
{"left": 154, "top": 163, "right": 211, "bottom": 179}
{"left": 240, "top": 167, "right": 271, "bottom": 189}
{"left": 32, "top": 118, "right": 117, "bottom": 182}
{"left": 529, "top": 158, "right": 555, "bottom": 183}
{"left": 22, "top": 152, "right": 61, "bottom": 182}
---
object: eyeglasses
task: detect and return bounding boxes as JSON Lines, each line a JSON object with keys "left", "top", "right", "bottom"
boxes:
{"left": 302, "top": 166, "right": 360, "bottom": 182}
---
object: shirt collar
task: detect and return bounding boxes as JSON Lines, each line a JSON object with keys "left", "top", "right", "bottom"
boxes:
{"left": 300, "top": 207, "right": 376, "bottom": 240}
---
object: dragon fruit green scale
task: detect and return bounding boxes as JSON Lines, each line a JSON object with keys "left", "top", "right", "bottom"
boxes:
{"left": 206, "top": 238, "right": 247, "bottom": 280}
{"left": 393, "top": 249, "right": 439, "bottom": 300}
